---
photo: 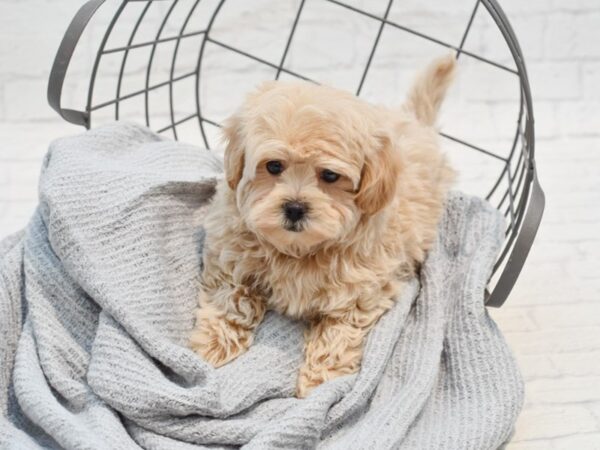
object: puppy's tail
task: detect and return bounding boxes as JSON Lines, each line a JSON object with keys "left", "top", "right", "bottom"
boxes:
{"left": 405, "top": 54, "right": 456, "bottom": 126}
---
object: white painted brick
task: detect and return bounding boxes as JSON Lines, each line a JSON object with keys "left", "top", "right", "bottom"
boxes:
{"left": 504, "top": 327, "right": 600, "bottom": 355}
{"left": 0, "top": 2, "right": 80, "bottom": 78}
{"left": 0, "top": 181, "right": 39, "bottom": 202}
{"left": 542, "top": 202, "right": 600, "bottom": 226}
{"left": 582, "top": 62, "right": 600, "bottom": 101}
{"left": 490, "top": 307, "right": 539, "bottom": 333}
{"left": 541, "top": 136, "right": 600, "bottom": 161}
{"left": 539, "top": 215, "right": 600, "bottom": 241}
{"left": 0, "top": 81, "right": 5, "bottom": 121}
{"left": 0, "top": 122, "right": 80, "bottom": 162}
{"left": 491, "top": 0, "right": 552, "bottom": 15}
{"left": 590, "top": 403, "right": 600, "bottom": 425}
{"left": 3, "top": 200, "right": 37, "bottom": 219}
{"left": 544, "top": 11, "right": 600, "bottom": 60}
{"left": 573, "top": 12, "right": 600, "bottom": 59}
{"left": 529, "top": 62, "right": 581, "bottom": 100}
{"left": 5, "top": 160, "right": 41, "bottom": 187}
{"left": 554, "top": 1, "right": 600, "bottom": 12}
{"left": 0, "top": 217, "right": 31, "bottom": 238}
{"left": 0, "top": 164, "right": 9, "bottom": 185}
{"left": 557, "top": 101, "right": 600, "bottom": 137}
{"left": 543, "top": 12, "right": 577, "bottom": 61}
{"left": 508, "top": 15, "right": 547, "bottom": 61}
{"left": 515, "top": 354, "right": 560, "bottom": 381}
{"left": 3, "top": 79, "right": 58, "bottom": 122}
{"left": 532, "top": 101, "right": 560, "bottom": 139}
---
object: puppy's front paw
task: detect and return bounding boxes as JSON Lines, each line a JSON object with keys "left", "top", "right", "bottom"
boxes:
{"left": 296, "top": 316, "right": 367, "bottom": 397}
{"left": 296, "top": 362, "right": 361, "bottom": 398}
{"left": 189, "top": 315, "right": 252, "bottom": 367}
{"left": 296, "top": 369, "right": 323, "bottom": 398}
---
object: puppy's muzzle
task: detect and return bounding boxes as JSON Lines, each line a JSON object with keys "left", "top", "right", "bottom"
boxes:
{"left": 283, "top": 201, "right": 308, "bottom": 230}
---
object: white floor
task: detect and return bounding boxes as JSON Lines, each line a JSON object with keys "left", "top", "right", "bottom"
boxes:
{"left": 492, "top": 134, "right": 600, "bottom": 448}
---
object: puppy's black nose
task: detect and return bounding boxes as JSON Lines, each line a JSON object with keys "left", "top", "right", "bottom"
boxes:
{"left": 283, "top": 201, "right": 307, "bottom": 223}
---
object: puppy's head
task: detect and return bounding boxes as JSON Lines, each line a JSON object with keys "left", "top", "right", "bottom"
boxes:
{"left": 223, "top": 81, "right": 400, "bottom": 257}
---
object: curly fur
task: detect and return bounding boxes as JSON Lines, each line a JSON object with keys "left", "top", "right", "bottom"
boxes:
{"left": 190, "top": 55, "right": 457, "bottom": 397}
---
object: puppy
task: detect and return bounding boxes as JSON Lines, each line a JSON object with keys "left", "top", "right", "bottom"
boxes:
{"left": 190, "top": 55, "right": 456, "bottom": 397}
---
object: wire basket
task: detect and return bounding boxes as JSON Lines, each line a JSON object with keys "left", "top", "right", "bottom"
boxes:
{"left": 48, "top": 0, "right": 544, "bottom": 307}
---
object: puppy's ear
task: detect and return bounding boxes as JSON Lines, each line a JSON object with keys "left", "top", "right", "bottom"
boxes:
{"left": 222, "top": 82, "right": 280, "bottom": 190}
{"left": 355, "top": 134, "right": 400, "bottom": 215}
{"left": 222, "top": 113, "right": 245, "bottom": 190}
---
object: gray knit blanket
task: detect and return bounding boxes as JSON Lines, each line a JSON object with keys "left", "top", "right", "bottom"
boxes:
{"left": 0, "top": 123, "right": 523, "bottom": 449}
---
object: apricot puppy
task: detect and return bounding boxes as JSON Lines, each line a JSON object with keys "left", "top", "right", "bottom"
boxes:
{"left": 190, "top": 56, "right": 456, "bottom": 398}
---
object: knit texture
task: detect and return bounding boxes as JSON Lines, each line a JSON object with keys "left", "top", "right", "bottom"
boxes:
{"left": 0, "top": 122, "right": 523, "bottom": 449}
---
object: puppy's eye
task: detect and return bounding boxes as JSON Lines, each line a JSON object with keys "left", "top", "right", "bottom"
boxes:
{"left": 266, "top": 160, "right": 284, "bottom": 175}
{"left": 320, "top": 169, "right": 340, "bottom": 183}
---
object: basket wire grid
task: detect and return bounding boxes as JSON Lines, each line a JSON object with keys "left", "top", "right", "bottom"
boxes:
{"left": 48, "top": 0, "right": 545, "bottom": 307}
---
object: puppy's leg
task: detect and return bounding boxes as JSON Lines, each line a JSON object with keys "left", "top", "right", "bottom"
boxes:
{"left": 297, "top": 305, "right": 388, "bottom": 398}
{"left": 190, "top": 284, "right": 265, "bottom": 367}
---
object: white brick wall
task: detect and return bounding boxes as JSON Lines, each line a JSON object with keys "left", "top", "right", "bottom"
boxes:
{"left": 1, "top": 1, "right": 599, "bottom": 448}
